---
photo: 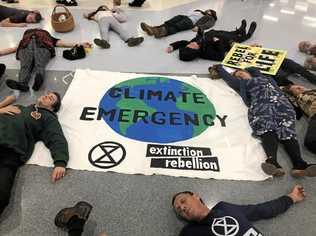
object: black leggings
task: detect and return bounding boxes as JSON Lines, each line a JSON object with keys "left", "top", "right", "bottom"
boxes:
{"left": 260, "top": 132, "right": 307, "bottom": 168}
{"left": 305, "top": 115, "right": 316, "bottom": 154}
{"left": 0, "top": 147, "right": 22, "bottom": 215}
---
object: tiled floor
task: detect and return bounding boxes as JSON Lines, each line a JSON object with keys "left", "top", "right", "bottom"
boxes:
{"left": 0, "top": 0, "right": 316, "bottom": 236}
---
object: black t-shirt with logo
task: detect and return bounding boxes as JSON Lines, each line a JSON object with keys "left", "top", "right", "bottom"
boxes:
{"left": 0, "top": 5, "right": 31, "bottom": 23}
{"left": 179, "top": 196, "right": 293, "bottom": 236}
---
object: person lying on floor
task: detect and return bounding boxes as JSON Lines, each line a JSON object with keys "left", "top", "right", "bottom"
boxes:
{"left": 282, "top": 84, "right": 316, "bottom": 155}
{"left": 211, "top": 64, "right": 316, "bottom": 177}
{"left": 166, "top": 20, "right": 257, "bottom": 62}
{"left": 141, "top": 8, "right": 217, "bottom": 38}
{"left": 0, "top": 28, "right": 91, "bottom": 92}
{"left": 0, "top": 92, "right": 69, "bottom": 216}
{"left": 173, "top": 185, "right": 306, "bottom": 236}
{"left": 0, "top": 5, "right": 42, "bottom": 27}
{"left": 84, "top": 5, "right": 144, "bottom": 49}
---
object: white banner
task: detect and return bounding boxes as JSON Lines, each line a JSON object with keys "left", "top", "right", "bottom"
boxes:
{"left": 29, "top": 70, "right": 268, "bottom": 181}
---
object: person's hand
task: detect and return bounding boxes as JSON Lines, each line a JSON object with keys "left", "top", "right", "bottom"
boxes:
{"left": 0, "top": 105, "right": 21, "bottom": 115}
{"left": 288, "top": 185, "right": 306, "bottom": 203}
{"left": 81, "top": 42, "right": 92, "bottom": 48}
{"left": 51, "top": 167, "right": 66, "bottom": 183}
{"left": 166, "top": 46, "right": 174, "bottom": 53}
{"left": 192, "top": 26, "right": 199, "bottom": 32}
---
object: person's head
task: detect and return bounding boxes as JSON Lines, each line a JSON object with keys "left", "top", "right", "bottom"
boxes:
{"left": 179, "top": 44, "right": 200, "bottom": 61}
{"left": 172, "top": 191, "right": 209, "bottom": 222}
{"left": 232, "top": 69, "right": 252, "bottom": 80}
{"left": 283, "top": 84, "right": 307, "bottom": 97}
{"left": 37, "top": 92, "right": 61, "bottom": 113}
{"left": 298, "top": 41, "right": 311, "bottom": 53}
{"left": 26, "top": 11, "right": 42, "bottom": 23}
{"left": 205, "top": 9, "right": 217, "bottom": 20}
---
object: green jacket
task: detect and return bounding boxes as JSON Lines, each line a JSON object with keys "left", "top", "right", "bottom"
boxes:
{"left": 0, "top": 105, "right": 69, "bottom": 167}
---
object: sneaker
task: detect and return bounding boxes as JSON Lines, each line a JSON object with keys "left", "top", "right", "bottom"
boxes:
{"left": 126, "top": 37, "right": 144, "bottom": 47}
{"left": 261, "top": 158, "right": 285, "bottom": 177}
{"left": 237, "top": 19, "right": 247, "bottom": 34}
{"left": 6, "top": 79, "right": 29, "bottom": 92}
{"left": 140, "top": 22, "right": 154, "bottom": 36}
{"left": 63, "top": 45, "right": 86, "bottom": 60}
{"left": 94, "top": 39, "right": 111, "bottom": 49}
{"left": 0, "top": 64, "right": 6, "bottom": 78}
{"left": 246, "top": 21, "right": 257, "bottom": 38}
{"left": 58, "top": 0, "right": 78, "bottom": 6}
{"left": 32, "top": 73, "right": 44, "bottom": 91}
{"left": 55, "top": 201, "right": 93, "bottom": 230}
{"left": 291, "top": 164, "right": 316, "bottom": 177}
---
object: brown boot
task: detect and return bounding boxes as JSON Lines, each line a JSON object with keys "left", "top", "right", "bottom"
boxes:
{"left": 140, "top": 22, "right": 154, "bottom": 36}
{"left": 113, "top": 0, "right": 121, "bottom": 6}
{"left": 152, "top": 26, "right": 168, "bottom": 38}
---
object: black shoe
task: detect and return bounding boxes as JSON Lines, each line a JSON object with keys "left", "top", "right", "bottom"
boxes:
{"left": 94, "top": 39, "right": 111, "bottom": 49}
{"left": 237, "top": 19, "right": 247, "bottom": 34}
{"left": 0, "top": 64, "right": 6, "bottom": 78}
{"left": 32, "top": 73, "right": 44, "bottom": 91}
{"left": 129, "top": 0, "right": 146, "bottom": 7}
{"left": 58, "top": 0, "right": 78, "bottom": 6}
{"left": 247, "top": 21, "right": 257, "bottom": 38}
{"left": 55, "top": 201, "right": 93, "bottom": 230}
{"left": 63, "top": 45, "right": 86, "bottom": 60}
{"left": 6, "top": 79, "right": 29, "bottom": 92}
{"left": 261, "top": 158, "right": 285, "bottom": 177}
{"left": 126, "top": 37, "right": 144, "bottom": 47}
{"left": 291, "top": 164, "right": 316, "bottom": 177}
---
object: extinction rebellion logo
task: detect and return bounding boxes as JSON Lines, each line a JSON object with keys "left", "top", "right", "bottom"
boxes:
{"left": 147, "top": 144, "right": 219, "bottom": 171}
{"left": 80, "top": 77, "right": 227, "bottom": 143}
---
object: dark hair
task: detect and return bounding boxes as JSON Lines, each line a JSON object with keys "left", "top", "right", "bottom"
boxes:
{"left": 172, "top": 191, "right": 194, "bottom": 206}
{"left": 194, "top": 9, "right": 217, "bottom": 21}
{"left": 51, "top": 92, "right": 61, "bottom": 113}
{"left": 87, "top": 5, "right": 109, "bottom": 20}
{"left": 281, "top": 84, "right": 294, "bottom": 95}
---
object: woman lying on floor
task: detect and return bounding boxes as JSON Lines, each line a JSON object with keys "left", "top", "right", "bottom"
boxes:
{"left": 83, "top": 5, "right": 144, "bottom": 49}
{"left": 212, "top": 64, "right": 316, "bottom": 178}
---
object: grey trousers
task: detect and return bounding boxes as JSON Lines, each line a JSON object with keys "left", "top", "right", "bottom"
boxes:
{"left": 18, "top": 37, "right": 51, "bottom": 84}
{"left": 97, "top": 16, "right": 130, "bottom": 42}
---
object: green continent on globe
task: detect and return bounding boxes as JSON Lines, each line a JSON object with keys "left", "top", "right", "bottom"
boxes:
{"left": 176, "top": 84, "right": 216, "bottom": 136}
{"left": 116, "top": 99, "right": 156, "bottom": 135}
{"left": 116, "top": 77, "right": 169, "bottom": 88}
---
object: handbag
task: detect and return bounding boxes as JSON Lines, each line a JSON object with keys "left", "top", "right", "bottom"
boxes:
{"left": 51, "top": 5, "right": 75, "bottom": 33}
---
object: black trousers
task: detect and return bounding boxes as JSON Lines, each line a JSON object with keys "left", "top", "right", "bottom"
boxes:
{"left": 0, "top": 147, "right": 23, "bottom": 216}
{"left": 163, "top": 15, "right": 194, "bottom": 36}
{"left": 68, "top": 216, "right": 85, "bottom": 236}
{"left": 260, "top": 132, "right": 307, "bottom": 169}
{"left": 205, "top": 29, "right": 249, "bottom": 44}
{"left": 305, "top": 115, "right": 316, "bottom": 154}
{"left": 275, "top": 58, "right": 316, "bottom": 86}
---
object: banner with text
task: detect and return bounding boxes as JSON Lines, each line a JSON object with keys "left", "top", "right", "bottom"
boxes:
{"left": 29, "top": 70, "right": 268, "bottom": 181}
{"left": 222, "top": 44, "right": 287, "bottom": 75}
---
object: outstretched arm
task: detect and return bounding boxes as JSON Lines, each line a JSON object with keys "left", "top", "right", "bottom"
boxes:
{"left": 0, "top": 95, "right": 17, "bottom": 108}
{"left": 56, "top": 40, "right": 92, "bottom": 48}
{"left": 0, "top": 18, "right": 27, "bottom": 27}
{"left": 224, "top": 185, "right": 305, "bottom": 222}
{"left": 0, "top": 47, "right": 18, "bottom": 56}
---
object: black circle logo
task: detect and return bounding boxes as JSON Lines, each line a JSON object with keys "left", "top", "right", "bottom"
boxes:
{"left": 88, "top": 142, "right": 126, "bottom": 169}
